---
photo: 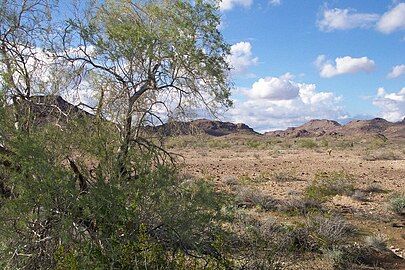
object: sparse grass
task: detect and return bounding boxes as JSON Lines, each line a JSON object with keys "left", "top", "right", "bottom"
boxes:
{"left": 389, "top": 193, "right": 405, "bottom": 216}
{"left": 305, "top": 171, "right": 355, "bottom": 201}
{"left": 363, "top": 150, "right": 402, "bottom": 161}
{"left": 237, "top": 173, "right": 271, "bottom": 184}
{"left": 272, "top": 172, "right": 302, "bottom": 182}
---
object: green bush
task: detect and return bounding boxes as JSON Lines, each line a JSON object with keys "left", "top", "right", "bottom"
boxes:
{"left": 0, "top": 121, "right": 232, "bottom": 269}
{"left": 389, "top": 194, "right": 405, "bottom": 216}
{"left": 305, "top": 172, "right": 355, "bottom": 201}
{"left": 298, "top": 139, "right": 318, "bottom": 149}
{"left": 245, "top": 139, "right": 262, "bottom": 149}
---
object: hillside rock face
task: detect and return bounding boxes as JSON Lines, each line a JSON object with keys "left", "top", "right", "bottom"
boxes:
{"left": 16, "top": 95, "right": 92, "bottom": 126}
{"left": 264, "top": 119, "right": 341, "bottom": 138}
{"left": 152, "top": 119, "right": 257, "bottom": 137}
{"left": 19, "top": 95, "right": 404, "bottom": 139}
{"left": 265, "top": 118, "right": 405, "bottom": 139}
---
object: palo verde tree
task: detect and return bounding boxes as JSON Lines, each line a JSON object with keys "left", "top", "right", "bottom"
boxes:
{"left": 56, "top": 0, "right": 232, "bottom": 174}
{"left": 0, "top": 0, "right": 237, "bottom": 269}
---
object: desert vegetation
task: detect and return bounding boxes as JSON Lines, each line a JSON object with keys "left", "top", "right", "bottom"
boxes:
{"left": 1, "top": 0, "right": 404, "bottom": 269}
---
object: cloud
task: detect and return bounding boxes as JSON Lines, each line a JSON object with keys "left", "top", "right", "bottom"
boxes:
{"left": 317, "top": 8, "right": 379, "bottom": 32}
{"left": 219, "top": 0, "right": 253, "bottom": 11}
{"left": 227, "top": 41, "right": 258, "bottom": 75}
{"left": 315, "top": 55, "right": 375, "bottom": 78}
{"left": 377, "top": 3, "right": 405, "bottom": 34}
{"left": 373, "top": 87, "right": 405, "bottom": 122}
{"left": 317, "top": 3, "right": 405, "bottom": 34}
{"left": 247, "top": 75, "right": 299, "bottom": 100}
{"left": 226, "top": 74, "right": 346, "bottom": 132}
{"left": 387, "top": 64, "right": 405, "bottom": 79}
{"left": 269, "top": 0, "right": 281, "bottom": 6}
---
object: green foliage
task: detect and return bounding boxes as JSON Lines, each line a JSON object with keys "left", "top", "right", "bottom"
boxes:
{"left": 305, "top": 171, "right": 355, "bottom": 201}
{"left": 207, "top": 139, "right": 231, "bottom": 149}
{"left": 245, "top": 139, "right": 262, "bottom": 149}
{"left": 0, "top": 117, "right": 233, "bottom": 269}
{"left": 389, "top": 193, "right": 405, "bottom": 216}
{"left": 298, "top": 138, "right": 318, "bottom": 149}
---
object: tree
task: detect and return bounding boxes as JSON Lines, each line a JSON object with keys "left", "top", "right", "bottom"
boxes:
{"left": 0, "top": 0, "right": 235, "bottom": 269}
{"left": 56, "top": 0, "right": 232, "bottom": 174}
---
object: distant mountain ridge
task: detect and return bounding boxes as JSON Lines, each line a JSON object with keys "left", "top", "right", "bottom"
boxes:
{"left": 151, "top": 119, "right": 258, "bottom": 137}
{"left": 21, "top": 95, "right": 405, "bottom": 139}
{"left": 264, "top": 118, "right": 405, "bottom": 139}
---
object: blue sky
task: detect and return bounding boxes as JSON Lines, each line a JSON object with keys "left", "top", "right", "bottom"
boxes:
{"left": 219, "top": 0, "right": 405, "bottom": 131}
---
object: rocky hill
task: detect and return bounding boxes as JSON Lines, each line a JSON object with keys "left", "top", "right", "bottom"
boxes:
{"left": 265, "top": 119, "right": 341, "bottom": 138}
{"left": 21, "top": 95, "right": 404, "bottom": 139}
{"left": 17, "top": 95, "right": 92, "bottom": 126}
{"left": 265, "top": 118, "right": 405, "bottom": 139}
{"left": 151, "top": 119, "right": 258, "bottom": 137}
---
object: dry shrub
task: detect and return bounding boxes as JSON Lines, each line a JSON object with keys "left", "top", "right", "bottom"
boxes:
{"left": 235, "top": 187, "right": 279, "bottom": 211}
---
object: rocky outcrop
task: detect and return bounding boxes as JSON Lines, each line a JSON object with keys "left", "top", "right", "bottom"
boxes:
{"left": 264, "top": 118, "right": 404, "bottom": 139}
{"left": 152, "top": 119, "right": 257, "bottom": 137}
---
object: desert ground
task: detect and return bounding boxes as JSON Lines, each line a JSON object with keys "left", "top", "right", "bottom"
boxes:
{"left": 168, "top": 134, "right": 405, "bottom": 269}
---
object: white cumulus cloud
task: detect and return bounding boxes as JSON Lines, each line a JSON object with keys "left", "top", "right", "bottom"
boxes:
{"left": 377, "top": 3, "right": 405, "bottom": 34}
{"left": 269, "top": 0, "right": 281, "bottom": 6}
{"left": 317, "top": 8, "right": 379, "bottom": 32}
{"left": 373, "top": 87, "right": 405, "bottom": 122}
{"left": 219, "top": 0, "right": 253, "bottom": 11}
{"left": 226, "top": 74, "right": 346, "bottom": 132}
{"left": 227, "top": 41, "right": 258, "bottom": 75}
{"left": 247, "top": 75, "right": 299, "bottom": 100}
{"left": 315, "top": 55, "right": 375, "bottom": 78}
{"left": 387, "top": 64, "right": 405, "bottom": 79}
{"left": 317, "top": 3, "right": 405, "bottom": 34}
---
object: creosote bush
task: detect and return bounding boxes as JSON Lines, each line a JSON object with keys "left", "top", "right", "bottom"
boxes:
{"left": 389, "top": 193, "right": 405, "bottom": 216}
{"left": 305, "top": 171, "right": 355, "bottom": 201}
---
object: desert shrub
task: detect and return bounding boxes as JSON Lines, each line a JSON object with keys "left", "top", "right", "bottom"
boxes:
{"left": 277, "top": 198, "right": 323, "bottom": 216}
{"left": 367, "top": 137, "right": 387, "bottom": 150}
{"left": 364, "top": 234, "right": 387, "bottom": 251}
{"left": 305, "top": 171, "right": 355, "bottom": 201}
{"left": 235, "top": 187, "right": 278, "bottom": 211}
{"left": 207, "top": 139, "right": 231, "bottom": 149}
{"left": 320, "top": 139, "right": 329, "bottom": 147}
{"left": 323, "top": 243, "right": 386, "bottom": 270}
{"left": 223, "top": 175, "right": 239, "bottom": 186}
{"left": 0, "top": 122, "right": 234, "bottom": 269}
{"left": 364, "top": 183, "right": 385, "bottom": 193}
{"left": 335, "top": 140, "right": 354, "bottom": 149}
{"left": 363, "top": 150, "right": 402, "bottom": 161}
{"left": 298, "top": 139, "right": 318, "bottom": 149}
{"left": 389, "top": 194, "right": 405, "bottom": 216}
{"left": 245, "top": 139, "right": 262, "bottom": 149}
{"left": 308, "top": 215, "right": 357, "bottom": 248}
{"left": 284, "top": 225, "right": 317, "bottom": 252}
{"left": 351, "top": 189, "right": 368, "bottom": 202}
{"left": 272, "top": 172, "right": 302, "bottom": 182}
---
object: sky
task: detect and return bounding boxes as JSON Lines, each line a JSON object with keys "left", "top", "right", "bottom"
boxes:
{"left": 219, "top": 0, "right": 405, "bottom": 132}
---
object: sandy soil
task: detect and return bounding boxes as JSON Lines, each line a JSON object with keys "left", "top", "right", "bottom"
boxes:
{"left": 170, "top": 136, "right": 405, "bottom": 265}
